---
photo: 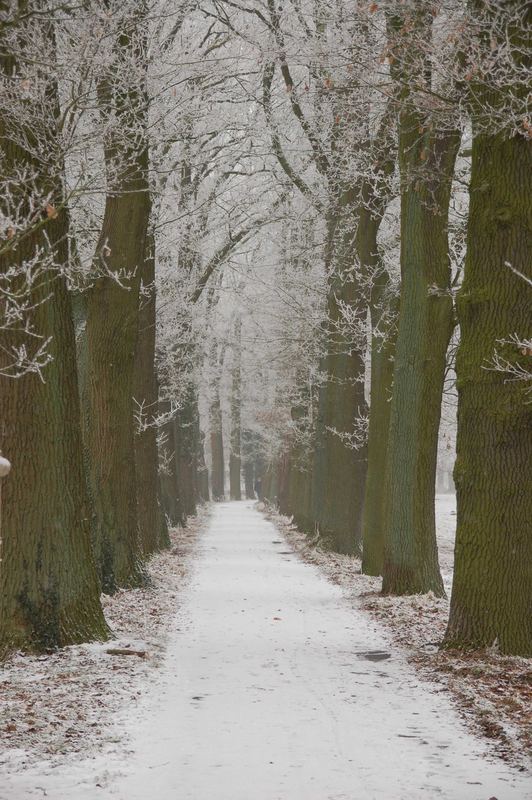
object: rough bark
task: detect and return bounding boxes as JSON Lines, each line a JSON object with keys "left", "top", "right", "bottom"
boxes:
{"left": 134, "top": 223, "right": 162, "bottom": 556}
{"left": 381, "top": 128, "right": 459, "bottom": 596}
{"left": 0, "top": 260, "right": 108, "bottom": 653}
{"left": 174, "top": 391, "right": 199, "bottom": 519}
{"left": 360, "top": 208, "right": 398, "bottom": 576}
{"left": 197, "top": 430, "right": 210, "bottom": 503}
{"left": 229, "top": 319, "right": 242, "bottom": 501}
{"left": 357, "top": 124, "right": 397, "bottom": 576}
{"left": 312, "top": 197, "right": 368, "bottom": 555}
{"left": 382, "top": 10, "right": 460, "bottom": 596}
{"left": 0, "top": 16, "right": 107, "bottom": 652}
{"left": 444, "top": 131, "right": 532, "bottom": 656}
{"left": 243, "top": 446, "right": 255, "bottom": 500}
{"left": 361, "top": 277, "right": 397, "bottom": 576}
{"left": 210, "top": 383, "right": 225, "bottom": 501}
{"left": 84, "top": 16, "right": 150, "bottom": 592}
{"left": 158, "top": 401, "right": 184, "bottom": 527}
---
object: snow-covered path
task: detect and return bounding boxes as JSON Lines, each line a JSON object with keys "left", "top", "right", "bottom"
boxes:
{"left": 3, "top": 501, "right": 530, "bottom": 799}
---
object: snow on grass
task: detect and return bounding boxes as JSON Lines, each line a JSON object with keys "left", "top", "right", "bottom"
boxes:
{"left": 263, "top": 495, "right": 532, "bottom": 773}
{"left": 0, "top": 506, "right": 210, "bottom": 776}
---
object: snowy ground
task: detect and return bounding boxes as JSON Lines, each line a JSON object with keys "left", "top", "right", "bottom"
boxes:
{"left": 1, "top": 500, "right": 530, "bottom": 800}
{"left": 267, "top": 495, "right": 532, "bottom": 772}
{"left": 0, "top": 509, "right": 208, "bottom": 794}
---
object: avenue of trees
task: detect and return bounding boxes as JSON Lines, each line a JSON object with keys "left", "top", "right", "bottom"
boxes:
{"left": 0, "top": 0, "right": 530, "bottom": 658}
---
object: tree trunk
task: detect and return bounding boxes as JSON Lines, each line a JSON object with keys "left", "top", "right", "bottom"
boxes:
{"left": 229, "top": 319, "right": 242, "bottom": 500}
{"left": 134, "top": 223, "right": 162, "bottom": 556}
{"left": 277, "top": 451, "right": 291, "bottom": 514}
{"left": 84, "top": 18, "right": 150, "bottom": 592}
{"left": 244, "top": 464, "right": 254, "bottom": 499}
{"left": 443, "top": 131, "right": 532, "bottom": 656}
{"left": 313, "top": 292, "right": 367, "bottom": 554}
{"left": 0, "top": 20, "right": 107, "bottom": 651}
{"left": 158, "top": 401, "right": 184, "bottom": 527}
{"left": 381, "top": 9, "right": 460, "bottom": 595}
{"left": 381, "top": 127, "right": 460, "bottom": 596}
{"left": 361, "top": 285, "right": 397, "bottom": 576}
{"left": 210, "top": 385, "right": 225, "bottom": 501}
{"left": 174, "top": 392, "right": 198, "bottom": 519}
{"left": 242, "top": 430, "right": 255, "bottom": 499}
{"left": 0, "top": 261, "right": 109, "bottom": 653}
{"left": 356, "top": 177, "right": 397, "bottom": 576}
{"left": 360, "top": 205, "right": 398, "bottom": 576}
{"left": 312, "top": 186, "right": 368, "bottom": 555}
{"left": 197, "top": 429, "right": 210, "bottom": 502}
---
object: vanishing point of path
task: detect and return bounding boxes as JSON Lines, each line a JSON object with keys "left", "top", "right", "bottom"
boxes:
{"left": 3, "top": 502, "right": 531, "bottom": 799}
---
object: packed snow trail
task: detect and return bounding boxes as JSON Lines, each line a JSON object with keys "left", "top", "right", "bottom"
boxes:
{"left": 2, "top": 501, "right": 530, "bottom": 800}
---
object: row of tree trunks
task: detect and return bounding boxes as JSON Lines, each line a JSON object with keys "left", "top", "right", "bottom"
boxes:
{"left": 0, "top": 3, "right": 206, "bottom": 658}
{"left": 285, "top": 451, "right": 314, "bottom": 535}
{"left": 262, "top": 449, "right": 314, "bottom": 536}
{"left": 157, "top": 398, "right": 206, "bottom": 529}
{"left": 0, "top": 12, "right": 108, "bottom": 653}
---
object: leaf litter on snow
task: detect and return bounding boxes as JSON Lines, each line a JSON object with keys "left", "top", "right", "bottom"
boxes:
{"left": 261, "top": 496, "right": 531, "bottom": 774}
{"left": 0, "top": 507, "right": 210, "bottom": 776}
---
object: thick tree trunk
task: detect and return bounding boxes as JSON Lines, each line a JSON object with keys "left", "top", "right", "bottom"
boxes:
{"left": 244, "top": 464, "right": 254, "bottom": 500}
{"left": 174, "top": 393, "right": 198, "bottom": 519}
{"left": 313, "top": 294, "right": 367, "bottom": 554}
{"left": 197, "top": 430, "right": 210, "bottom": 503}
{"left": 380, "top": 9, "right": 460, "bottom": 595}
{"left": 277, "top": 451, "right": 291, "bottom": 514}
{"left": 288, "top": 463, "right": 307, "bottom": 531}
{"left": 312, "top": 187, "right": 368, "bottom": 555}
{"left": 134, "top": 224, "right": 162, "bottom": 556}
{"left": 157, "top": 488, "right": 170, "bottom": 548}
{"left": 85, "top": 194, "right": 149, "bottom": 591}
{"left": 158, "top": 401, "right": 184, "bottom": 527}
{"left": 229, "top": 320, "right": 242, "bottom": 501}
{"left": 361, "top": 294, "right": 396, "bottom": 576}
{"left": 361, "top": 225, "right": 398, "bottom": 575}
{"left": 0, "top": 237, "right": 108, "bottom": 652}
{"left": 262, "top": 463, "right": 279, "bottom": 505}
{"left": 444, "top": 132, "right": 532, "bottom": 656}
{"left": 210, "top": 385, "right": 225, "bottom": 501}
{"left": 285, "top": 396, "right": 315, "bottom": 534}
{"left": 242, "top": 430, "right": 255, "bottom": 499}
{"left": 84, "top": 18, "right": 150, "bottom": 592}
{"left": 355, "top": 190, "right": 397, "bottom": 576}
{"left": 381, "top": 128, "right": 460, "bottom": 596}
{"left": 0, "top": 25, "right": 107, "bottom": 651}
{"left": 229, "top": 451, "right": 241, "bottom": 500}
